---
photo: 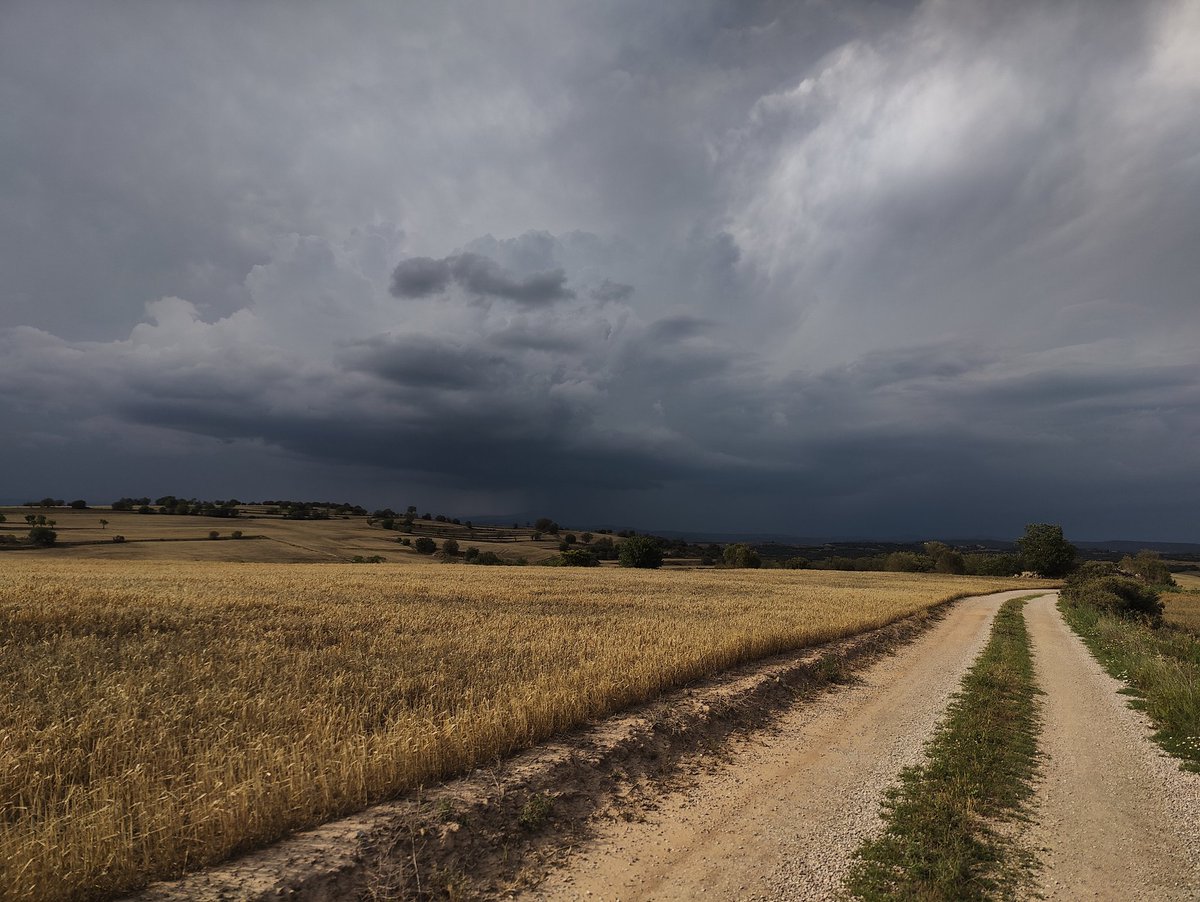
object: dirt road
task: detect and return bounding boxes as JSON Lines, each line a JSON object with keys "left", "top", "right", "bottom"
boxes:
{"left": 529, "top": 590, "right": 1038, "bottom": 902}
{"left": 1024, "top": 592, "right": 1200, "bottom": 900}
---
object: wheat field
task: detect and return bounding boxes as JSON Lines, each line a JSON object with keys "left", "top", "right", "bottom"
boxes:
{"left": 0, "top": 559, "right": 1024, "bottom": 900}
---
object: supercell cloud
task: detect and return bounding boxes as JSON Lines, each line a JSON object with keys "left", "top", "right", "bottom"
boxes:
{"left": 1, "top": 0, "right": 1198, "bottom": 540}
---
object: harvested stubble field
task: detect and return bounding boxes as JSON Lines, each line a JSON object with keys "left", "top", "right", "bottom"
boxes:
{"left": 0, "top": 559, "right": 1023, "bottom": 901}
{"left": 1165, "top": 587, "right": 1200, "bottom": 634}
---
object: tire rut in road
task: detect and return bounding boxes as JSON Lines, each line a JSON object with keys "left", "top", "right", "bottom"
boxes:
{"left": 1024, "top": 592, "right": 1200, "bottom": 900}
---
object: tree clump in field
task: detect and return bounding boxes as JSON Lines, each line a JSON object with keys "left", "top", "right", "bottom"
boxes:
{"left": 1017, "top": 522, "right": 1077, "bottom": 577}
{"left": 923, "top": 541, "right": 966, "bottom": 574}
{"left": 26, "top": 526, "right": 57, "bottom": 547}
{"left": 441, "top": 538, "right": 459, "bottom": 557}
{"left": 721, "top": 543, "right": 762, "bottom": 569}
{"left": 413, "top": 537, "right": 437, "bottom": 555}
{"left": 883, "top": 551, "right": 931, "bottom": 573}
{"left": 1061, "top": 561, "right": 1164, "bottom": 624}
{"left": 962, "top": 552, "right": 1022, "bottom": 577}
{"left": 547, "top": 549, "right": 600, "bottom": 567}
{"left": 590, "top": 537, "right": 618, "bottom": 560}
{"left": 618, "top": 535, "right": 663, "bottom": 569}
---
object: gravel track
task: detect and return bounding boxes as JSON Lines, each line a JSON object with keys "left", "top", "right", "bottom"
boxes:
{"left": 1023, "top": 592, "right": 1200, "bottom": 900}
{"left": 529, "top": 590, "right": 1038, "bottom": 901}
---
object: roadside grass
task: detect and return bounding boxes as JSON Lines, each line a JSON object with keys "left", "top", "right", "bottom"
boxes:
{"left": 848, "top": 595, "right": 1042, "bottom": 901}
{"left": 1058, "top": 598, "right": 1200, "bottom": 772}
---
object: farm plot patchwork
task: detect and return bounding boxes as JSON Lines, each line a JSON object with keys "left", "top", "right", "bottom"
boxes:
{"left": 0, "top": 560, "right": 1021, "bottom": 901}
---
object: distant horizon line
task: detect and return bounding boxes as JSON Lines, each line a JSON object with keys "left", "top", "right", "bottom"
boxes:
{"left": 1, "top": 499, "right": 1196, "bottom": 550}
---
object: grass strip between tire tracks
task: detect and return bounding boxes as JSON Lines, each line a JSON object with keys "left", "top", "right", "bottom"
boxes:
{"left": 847, "top": 595, "right": 1043, "bottom": 901}
{"left": 1058, "top": 597, "right": 1200, "bottom": 772}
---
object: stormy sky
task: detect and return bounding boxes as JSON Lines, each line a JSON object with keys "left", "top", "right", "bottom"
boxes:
{"left": 2, "top": 0, "right": 1198, "bottom": 541}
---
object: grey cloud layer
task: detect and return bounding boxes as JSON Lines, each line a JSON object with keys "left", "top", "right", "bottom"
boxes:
{"left": 1, "top": 0, "right": 1198, "bottom": 538}
{"left": 390, "top": 253, "right": 574, "bottom": 304}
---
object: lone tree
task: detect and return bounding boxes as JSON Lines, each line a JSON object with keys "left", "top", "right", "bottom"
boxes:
{"left": 1016, "top": 523, "right": 1077, "bottom": 577}
{"left": 618, "top": 535, "right": 663, "bottom": 569}
{"left": 413, "top": 536, "right": 437, "bottom": 555}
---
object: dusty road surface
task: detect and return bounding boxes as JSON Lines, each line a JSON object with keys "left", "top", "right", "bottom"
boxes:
{"left": 529, "top": 590, "right": 1042, "bottom": 902}
{"left": 1024, "top": 593, "right": 1200, "bottom": 900}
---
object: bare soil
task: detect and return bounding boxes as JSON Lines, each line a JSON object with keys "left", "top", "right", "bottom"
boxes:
{"left": 1023, "top": 593, "right": 1200, "bottom": 900}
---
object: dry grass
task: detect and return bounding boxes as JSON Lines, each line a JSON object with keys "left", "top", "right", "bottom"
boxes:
{"left": 1165, "top": 586, "right": 1200, "bottom": 634}
{"left": 0, "top": 559, "right": 1029, "bottom": 901}
{"left": 1171, "top": 571, "right": 1200, "bottom": 590}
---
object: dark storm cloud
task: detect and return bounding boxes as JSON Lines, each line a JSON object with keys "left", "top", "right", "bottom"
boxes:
{"left": 388, "top": 257, "right": 452, "bottom": 297}
{"left": 2, "top": 0, "right": 1199, "bottom": 539}
{"left": 448, "top": 254, "right": 574, "bottom": 304}
{"left": 590, "top": 280, "right": 635, "bottom": 302}
{"left": 347, "top": 334, "right": 513, "bottom": 390}
{"left": 647, "top": 315, "right": 717, "bottom": 342}
{"left": 389, "top": 253, "right": 574, "bottom": 304}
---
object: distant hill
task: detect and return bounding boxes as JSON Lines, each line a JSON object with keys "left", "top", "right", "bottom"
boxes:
{"left": 1075, "top": 540, "right": 1200, "bottom": 555}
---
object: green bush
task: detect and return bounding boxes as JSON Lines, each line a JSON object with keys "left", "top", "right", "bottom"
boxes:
{"left": 442, "top": 538, "right": 460, "bottom": 556}
{"left": 963, "top": 553, "right": 1022, "bottom": 577}
{"left": 1120, "top": 550, "right": 1174, "bottom": 586}
{"left": 556, "top": 549, "right": 599, "bottom": 567}
{"left": 618, "top": 535, "right": 663, "bottom": 569}
{"left": 591, "top": 537, "right": 618, "bottom": 560}
{"left": 413, "top": 537, "right": 437, "bottom": 555}
{"left": 884, "top": 551, "right": 932, "bottom": 573}
{"left": 1062, "top": 565, "right": 1164, "bottom": 624}
{"left": 464, "top": 546, "right": 480, "bottom": 561}
{"left": 27, "top": 526, "right": 57, "bottom": 547}
{"left": 722, "top": 543, "right": 761, "bottom": 569}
